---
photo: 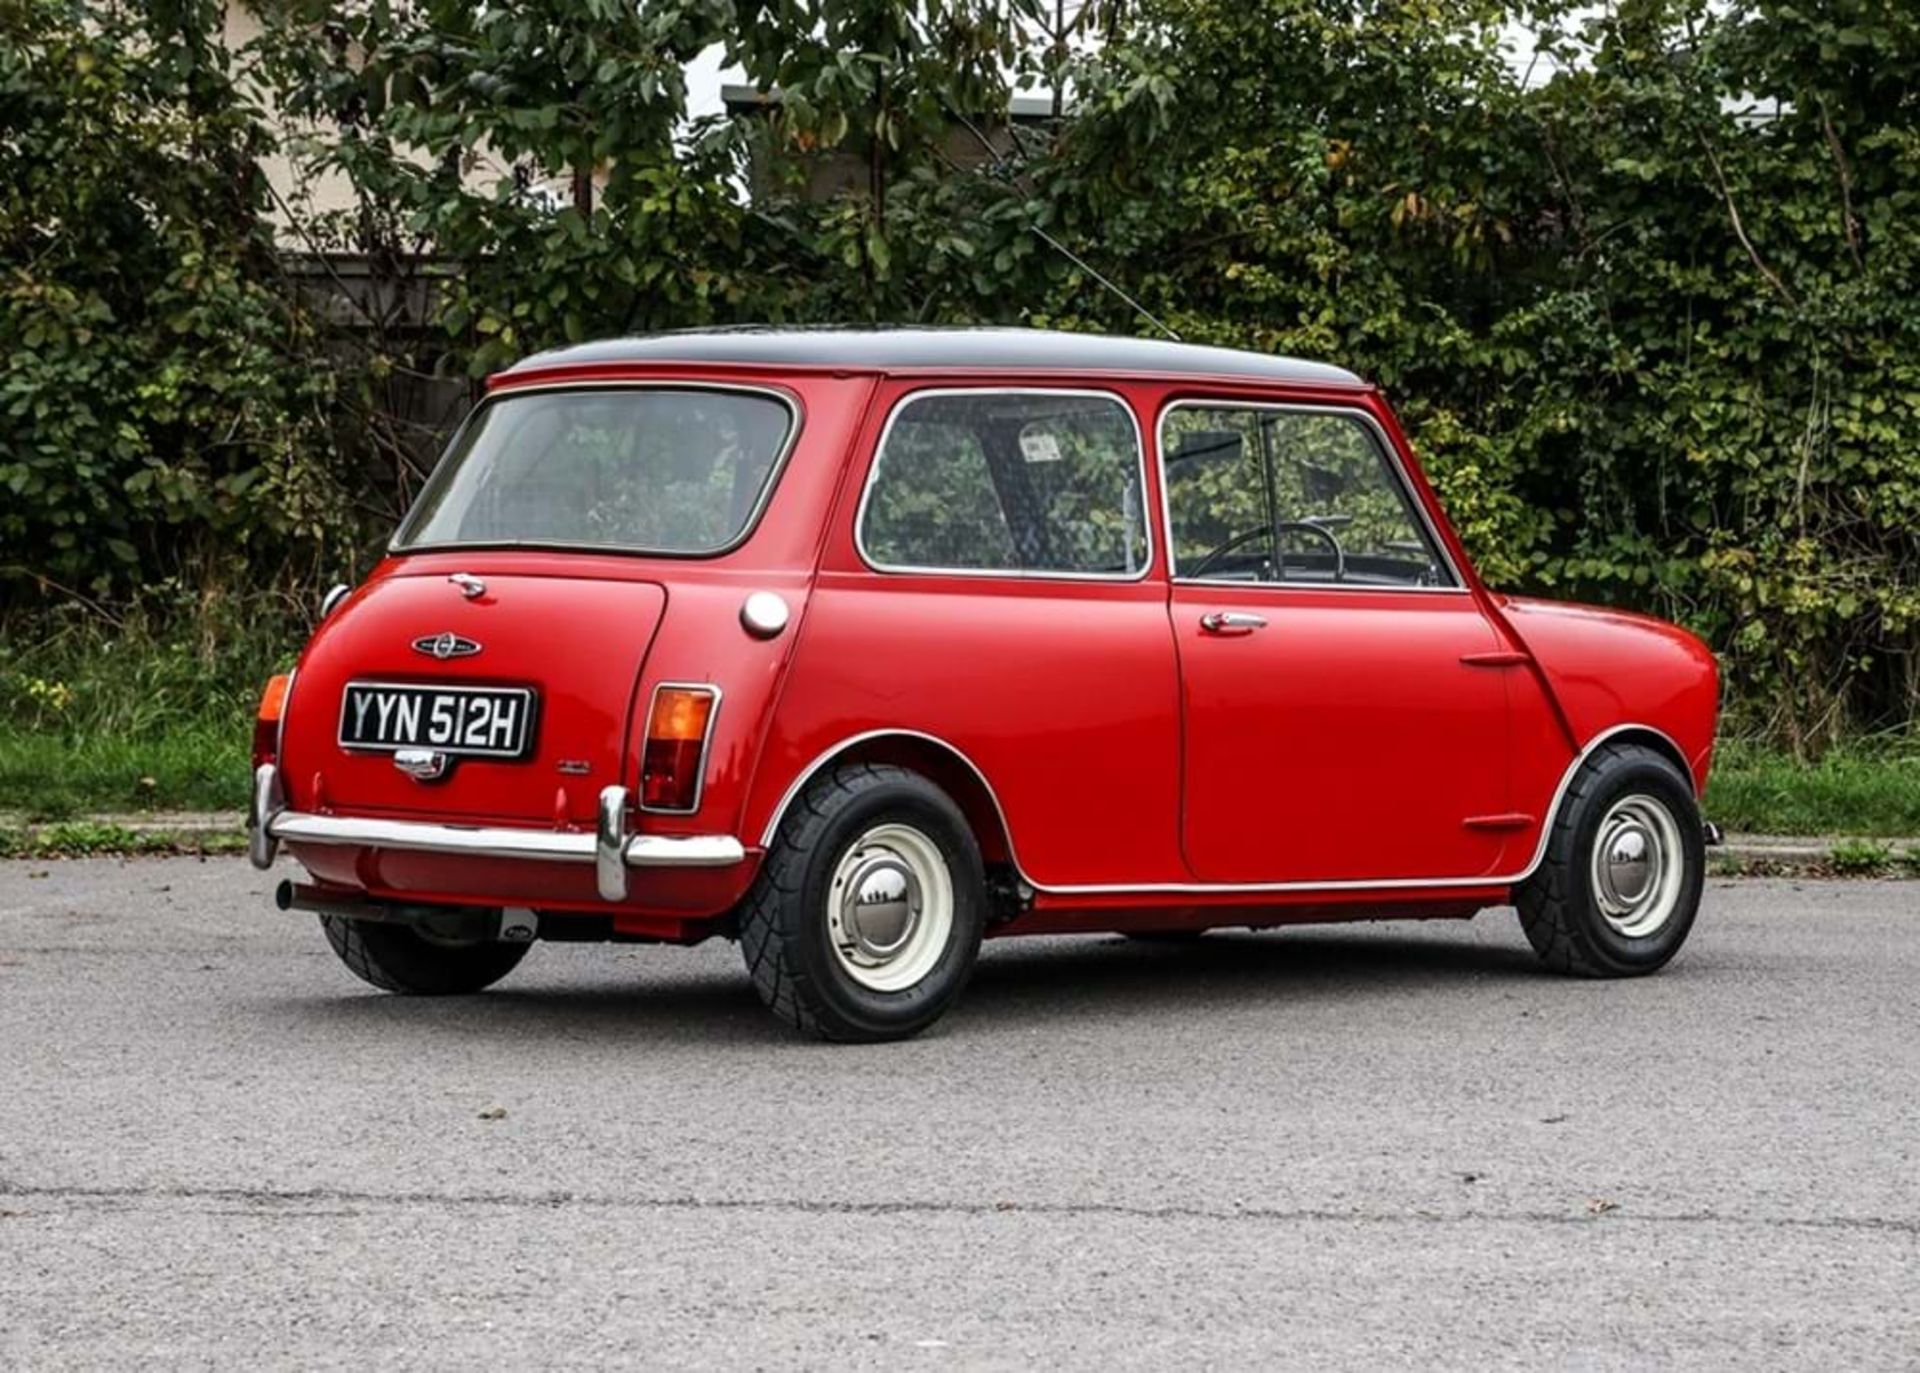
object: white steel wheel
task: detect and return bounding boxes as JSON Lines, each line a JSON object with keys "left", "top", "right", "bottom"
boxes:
{"left": 824, "top": 822, "right": 955, "bottom": 993}
{"left": 1589, "top": 793, "right": 1687, "bottom": 938}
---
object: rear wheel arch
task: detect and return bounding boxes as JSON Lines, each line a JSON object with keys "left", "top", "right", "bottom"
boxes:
{"left": 756, "top": 731, "right": 1016, "bottom": 869}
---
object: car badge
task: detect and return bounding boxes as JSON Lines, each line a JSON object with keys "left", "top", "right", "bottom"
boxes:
{"left": 412, "top": 632, "right": 482, "bottom": 661}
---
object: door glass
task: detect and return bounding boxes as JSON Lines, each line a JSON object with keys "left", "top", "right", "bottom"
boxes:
{"left": 1160, "top": 405, "right": 1452, "bottom": 587}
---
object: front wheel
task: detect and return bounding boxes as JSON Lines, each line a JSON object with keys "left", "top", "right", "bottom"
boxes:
{"left": 1517, "top": 742, "right": 1705, "bottom": 977}
{"left": 738, "top": 764, "right": 986, "bottom": 1042}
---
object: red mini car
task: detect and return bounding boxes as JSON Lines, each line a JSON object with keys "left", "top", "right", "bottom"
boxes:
{"left": 250, "top": 328, "right": 1720, "bottom": 1040}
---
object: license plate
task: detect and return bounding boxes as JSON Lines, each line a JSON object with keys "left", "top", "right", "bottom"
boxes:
{"left": 338, "top": 682, "right": 537, "bottom": 759}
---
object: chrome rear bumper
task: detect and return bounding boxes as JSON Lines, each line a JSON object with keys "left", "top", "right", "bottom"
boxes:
{"left": 248, "top": 763, "right": 744, "bottom": 900}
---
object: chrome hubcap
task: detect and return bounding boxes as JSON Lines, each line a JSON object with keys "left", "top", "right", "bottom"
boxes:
{"left": 826, "top": 823, "right": 954, "bottom": 992}
{"left": 1591, "top": 794, "right": 1685, "bottom": 938}
{"left": 841, "top": 854, "right": 920, "bottom": 959}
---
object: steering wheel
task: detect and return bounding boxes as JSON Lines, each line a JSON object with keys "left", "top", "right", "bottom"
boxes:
{"left": 1188, "top": 520, "right": 1347, "bottom": 581}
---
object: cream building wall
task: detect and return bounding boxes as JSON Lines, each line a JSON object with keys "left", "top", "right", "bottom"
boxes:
{"left": 220, "top": 2, "right": 575, "bottom": 240}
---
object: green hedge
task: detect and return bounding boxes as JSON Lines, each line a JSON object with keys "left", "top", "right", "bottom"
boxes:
{"left": 2, "top": 0, "right": 1914, "bottom": 750}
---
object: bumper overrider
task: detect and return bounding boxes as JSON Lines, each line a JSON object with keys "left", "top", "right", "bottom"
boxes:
{"left": 248, "top": 763, "right": 745, "bottom": 901}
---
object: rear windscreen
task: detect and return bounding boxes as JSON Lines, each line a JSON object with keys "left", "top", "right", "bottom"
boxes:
{"left": 396, "top": 387, "right": 795, "bottom": 555}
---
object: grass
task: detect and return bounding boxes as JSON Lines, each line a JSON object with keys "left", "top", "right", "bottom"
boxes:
{"left": 0, "top": 821, "right": 247, "bottom": 859}
{"left": 1, "top": 598, "right": 1916, "bottom": 840}
{"left": 0, "top": 726, "right": 249, "bottom": 817}
{"left": 1704, "top": 737, "right": 1920, "bottom": 839}
{"left": 0, "top": 591, "right": 294, "bottom": 819}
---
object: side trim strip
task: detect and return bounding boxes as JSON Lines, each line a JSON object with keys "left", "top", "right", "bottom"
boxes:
{"left": 760, "top": 722, "right": 1689, "bottom": 896}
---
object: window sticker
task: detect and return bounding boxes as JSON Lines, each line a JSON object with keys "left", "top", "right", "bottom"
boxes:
{"left": 1019, "top": 427, "right": 1063, "bottom": 464}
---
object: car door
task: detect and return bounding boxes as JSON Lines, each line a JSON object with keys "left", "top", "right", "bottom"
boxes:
{"left": 1160, "top": 398, "right": 1514, "bottom": 885}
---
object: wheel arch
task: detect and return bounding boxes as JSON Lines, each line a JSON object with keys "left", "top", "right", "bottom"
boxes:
{"left": 756, "top": 730, "right": 1017, "bottom": 869}
{"left": 1600, "top": 725, "right": 1695, "bottom": 795}
{"left": 1518, "top": 721, "right": 1699, "bottom": 886}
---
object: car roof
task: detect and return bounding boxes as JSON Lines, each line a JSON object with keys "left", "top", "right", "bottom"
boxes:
{"left": 502, "top": 326, "right": 1365, "bottom": 387}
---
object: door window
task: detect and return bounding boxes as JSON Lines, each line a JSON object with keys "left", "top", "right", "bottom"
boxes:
{"left": 1160, "top": 404, "right": 1453, "bottom": 588}
{"left": 859, "top": 390, "right": 1149, "bottom": 577}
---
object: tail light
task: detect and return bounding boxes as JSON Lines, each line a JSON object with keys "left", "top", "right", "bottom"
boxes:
{"left": 253, "top": 673, "right": 293, "bottom": 768}
{"left": 640, "top": 684, "right": 718, "bottom": 813}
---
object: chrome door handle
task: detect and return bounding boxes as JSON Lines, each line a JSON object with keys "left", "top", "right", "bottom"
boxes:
{"left": 1199, "top": 611, "right": 1268, "bottom": 634}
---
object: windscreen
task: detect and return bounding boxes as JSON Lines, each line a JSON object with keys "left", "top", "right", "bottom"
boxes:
{"left": 397, "top": 387, "right": 795, "bottom": 554}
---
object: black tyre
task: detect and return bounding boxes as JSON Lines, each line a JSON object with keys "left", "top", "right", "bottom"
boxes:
{"left": 739, "top": 764, "right": 987, "bottom": 1042}
{"left": 1517, "top": 742, "right": 1705, "bottom": 977}
{"left": 320, "top": 914, "right": 530, "bottom": 995}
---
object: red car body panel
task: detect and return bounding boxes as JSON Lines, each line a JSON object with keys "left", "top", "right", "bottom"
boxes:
{"left": 291, "top": 568, "right": 668, "bottom": 825}
{"left": 266, "top": 336, "right": 1719, "bottom": 940}
{"left": 1495, "top": 595, "right": 1720, "bottom": 790}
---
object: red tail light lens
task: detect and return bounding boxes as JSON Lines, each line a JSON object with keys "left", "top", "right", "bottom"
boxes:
{"left": 640, "top": 685, "right": 717, "bottom": 812}
{"left": 252, "top": 673, "right": 292, "bottom": 768}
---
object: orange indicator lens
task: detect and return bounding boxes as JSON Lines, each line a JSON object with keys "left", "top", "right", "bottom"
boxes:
{"left": 641, "top": 687, "right": 717, "bottom": 811}
{"left": 253, "top": 673, "right": 292, "bottom": 767}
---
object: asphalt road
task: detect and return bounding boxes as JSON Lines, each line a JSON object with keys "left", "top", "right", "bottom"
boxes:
{"left": 2, "top": 860, "right": 1917, "bottom": 1370}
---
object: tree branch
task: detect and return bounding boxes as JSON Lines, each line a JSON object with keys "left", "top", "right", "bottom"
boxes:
{"left": 1818, "top": 101, "right": 1864, "bottom": 272}
{"left": 1699, "top": 137, "right": 1798, "bottom": 309}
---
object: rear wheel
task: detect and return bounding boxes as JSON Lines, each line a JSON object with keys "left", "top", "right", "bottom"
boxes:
{"left": 1517, "top": 742, "right": 1704, "bottom": 977}
{"left": 739, "top": 764, "right": 986, "bottom": 1042}
{"left": 320, "top": 915, "right": 530, "bottom": 995}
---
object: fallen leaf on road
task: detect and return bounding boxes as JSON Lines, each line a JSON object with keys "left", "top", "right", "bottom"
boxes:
{"left": 478, "top": 1106, "right": 508, "bottom": 1121}
{"left": 1587, "top": 1198, "right": 1619, "bottom": 1216}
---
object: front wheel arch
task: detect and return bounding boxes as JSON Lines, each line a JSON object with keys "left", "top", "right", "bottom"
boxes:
{"left": 1516, "top": 722, "right": 1701, "bottom": 886}
{"left": 1595, "top": 725, "right": 1698, "bottom": 798}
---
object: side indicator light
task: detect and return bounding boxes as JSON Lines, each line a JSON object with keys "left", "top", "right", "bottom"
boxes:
{"left": 252, "top": 673, "right": 293, "bottom": 768}
{"left": 640, "top": 685, "right": 718, "bottom": 813}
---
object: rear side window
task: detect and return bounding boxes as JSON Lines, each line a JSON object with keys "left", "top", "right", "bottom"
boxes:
{"left": 858, "top": 390, "right": 1149, "bottom": 577}
{"left": 397, "top": 387, "right": 796, "bottom": 555}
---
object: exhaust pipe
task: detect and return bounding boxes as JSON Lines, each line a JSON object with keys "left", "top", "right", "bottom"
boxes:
{"left": 274, "top": 880, "right": 534, "bottom": 943}
{"left": 275, "top": 880, "right": 398, "bottom": 922}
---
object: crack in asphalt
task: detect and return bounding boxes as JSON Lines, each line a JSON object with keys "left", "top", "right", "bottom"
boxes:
{"left": 3, "top": 1179, "right": 1916, "bottom": 1235}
